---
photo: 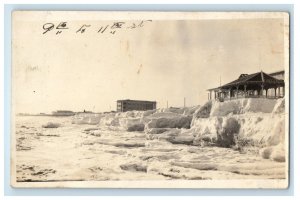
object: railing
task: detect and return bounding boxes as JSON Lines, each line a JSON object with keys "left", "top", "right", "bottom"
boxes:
{"left": 217, "top": 94, "right": 284, "bottom": 102}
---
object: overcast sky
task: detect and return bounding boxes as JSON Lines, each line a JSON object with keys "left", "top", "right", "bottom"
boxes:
{"left": 13, "top": 12, "right": 287, "bottom": 113}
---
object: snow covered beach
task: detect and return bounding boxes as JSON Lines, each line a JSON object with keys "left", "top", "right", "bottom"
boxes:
{"left": 15, "top": 98, "right": 287, "bottom": 182}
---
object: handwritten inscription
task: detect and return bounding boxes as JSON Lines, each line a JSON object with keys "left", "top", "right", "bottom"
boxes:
{"left": 42, "top": 20, "right": 152, "bottom": 35}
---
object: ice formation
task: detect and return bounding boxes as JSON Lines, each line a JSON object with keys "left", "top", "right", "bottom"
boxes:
{"left": 72, "top": 98, "right": 286, "bottom": 162}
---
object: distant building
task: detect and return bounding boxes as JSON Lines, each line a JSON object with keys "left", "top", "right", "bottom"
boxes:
{"left": 207, "top": 70, "right": 285, "bottom": 101}
{"left": 117, "top": 99, "right": 156, "bottom": 112}
{"left": 52, "top": 110, "right": 75, "bottom": 116}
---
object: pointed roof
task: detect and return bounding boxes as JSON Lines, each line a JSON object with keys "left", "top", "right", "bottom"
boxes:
{"left": 208, "top": 71, "right": 284, "bottom": 91}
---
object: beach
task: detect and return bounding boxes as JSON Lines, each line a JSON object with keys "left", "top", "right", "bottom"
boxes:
{"left": 15, "top": 98, "right": 286, "bottom": 182}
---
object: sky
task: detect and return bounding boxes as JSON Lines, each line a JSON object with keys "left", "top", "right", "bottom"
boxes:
{"left": 12, "top": 12, "right": 287, "bottom": 114}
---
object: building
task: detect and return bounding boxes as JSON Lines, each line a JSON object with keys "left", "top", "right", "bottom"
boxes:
{"left": 52, "top": 110, "right": 75, "bottom": 116}
{"left": 207, "top": 71, "right": 285, "bottom": 101}
{"left": 269, "top": 70, "right": 284, "bottom": 80}
{"left": 117, "top": 99, "right": 157, "bottom": 112}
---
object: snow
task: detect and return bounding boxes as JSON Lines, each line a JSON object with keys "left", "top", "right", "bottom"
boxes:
{"left": 260, "top": 143, "right": 285, "bottom": 162}
{"left": 15, "top": 98, "right": 287, "bottom": 183}
{"left": 42, "top": 122, "right": 61, "bottom": 128}
{"left": 210, "top": 98, "right": 279, "bottom": 116}
{"left": 190, "top": 117, "right": 222, "bottom": 143}
{"left": 272, "top": 98, "right": 285, "bottom": 113}
{"left": 72, "top": 113, "right": 101, "bottom": 125}
{"left": 216, "top": 117, "right": 240, "bottom": 147}
{"left": 146, "top": 112, "right": 182, "bottom": 119}
{"left": 193, "top": 101, "right": 212, "bottom": 119}
{"left": 145, "top": 115, "right": 193, "bottom": 129}
{"left": 71, "top": 98, "right": 286, "bottom": 162}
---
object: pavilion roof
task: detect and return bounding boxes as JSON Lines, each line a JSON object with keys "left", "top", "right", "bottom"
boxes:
{"left": 207, "top": 71, "right": 284, "bottom": 91}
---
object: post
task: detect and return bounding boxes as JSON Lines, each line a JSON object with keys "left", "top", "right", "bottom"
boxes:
{"left": 274, "top": 87, "right": 277, "bottom": 97}
{"left": 283, "top": 86, "right": 285, "bottom": 96}
{"left": 236, "top": 86, "right": 239, "bottom": 98}
{"left": 261, "top": 84, "right": 264, "bottom": 97}
{"left": 244, "top": 85, "right": 247, "bottom": 97}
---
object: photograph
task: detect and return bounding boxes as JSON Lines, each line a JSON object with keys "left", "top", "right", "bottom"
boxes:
{"left": 11, "top": 11, "right": 289, "bottom": 188}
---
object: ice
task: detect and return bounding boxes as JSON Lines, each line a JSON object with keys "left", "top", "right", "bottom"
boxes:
{"left": 145, "top": 128, "right": 170, "bottom": 135}
{"left": 216, "top": 117, "right": 240, "bottom": 147}
{"left": 42, "top": 122, "right": 61, "bottom": 128}
{"left": 120, "top": 163, "right": 147, "bottom": 173}
{"left": 270, "top": 144, "right": 285, "bottom": 162}
{"left": 193, "top": 101, "right": 212, "bottom": 119}
{"left": 72, "top": 113, "right": 101, "bottom": 125}
{"left": 272, "top": 98, "right": 285, "bottom": 113}
{"left": 260, "top": 144, "right": 285, "bottom": 162}
{"left": 15, "top": 98, "right": 286, "bottom": 182}
{"left": 210, "top": 98, "right": 279, "bottom": 116}
{"left": 145, "top": 115, "right": 193, "bottom": 129}
{"left": 119, "top": 118, "right": 145, "bottom": 132}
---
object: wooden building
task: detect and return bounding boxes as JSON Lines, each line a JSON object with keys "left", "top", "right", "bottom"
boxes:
{"left": 269, "top": 70, "right": 285, "bottom": 80}
{"left": 207, "top": 71, "right": 285, "bottom": 101}
{"left": 117, "top": 99, "right": 157, "bottom": 112}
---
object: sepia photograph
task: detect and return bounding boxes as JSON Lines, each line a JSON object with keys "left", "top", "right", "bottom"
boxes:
{"left": 11, "top": 11, "right": 289, "bottom": 188}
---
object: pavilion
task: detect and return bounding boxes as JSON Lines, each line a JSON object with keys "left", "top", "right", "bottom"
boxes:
{"left": 207, "top": 71, "right": 285, "bottom": 101}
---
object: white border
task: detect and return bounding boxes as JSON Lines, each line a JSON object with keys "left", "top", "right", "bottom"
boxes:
{"left": 1, "top": 1, "right": 298, "bottom": 199}
{"left": 10, "top": 10, "right": 290, "bottom": 190}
